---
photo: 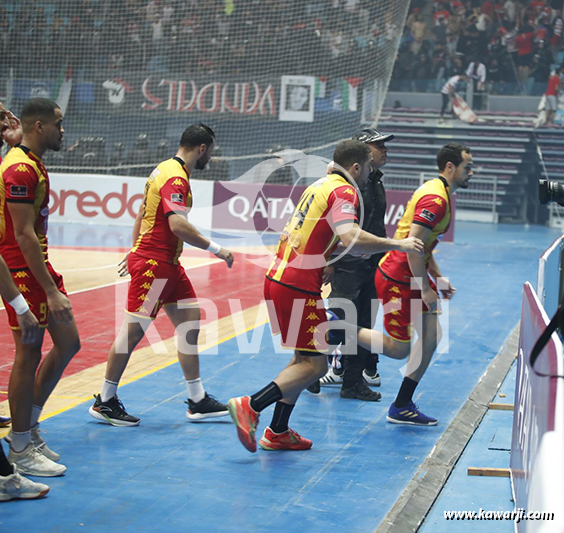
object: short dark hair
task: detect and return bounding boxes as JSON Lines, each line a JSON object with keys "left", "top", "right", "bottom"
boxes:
{"left": 333, "top": 140, "right": 371, "bottom": 170}
{"left": 437, "top": 143, "right": 471, "bottom": 171}
{"left": 180, "top": 123, "right": 215, "bottom": 149}
{"left": 21, "top": 98, "right": 60, "bottom": 132}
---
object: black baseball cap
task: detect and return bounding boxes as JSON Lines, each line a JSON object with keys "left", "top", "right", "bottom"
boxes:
{"left": 353, "top": 128, "right": 395, "bottom": 144}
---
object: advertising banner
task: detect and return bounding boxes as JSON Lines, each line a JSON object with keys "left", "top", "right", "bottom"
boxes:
{"left": 97, "top": 75, "right": 277, "bottom": 118}
{"left": 212, "top": 182, "right": 455, "bottom": 241}
{"left": 510, "top": 283, "right": 564, "bottom": 532}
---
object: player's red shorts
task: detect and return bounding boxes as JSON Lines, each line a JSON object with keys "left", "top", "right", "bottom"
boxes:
{"left": 2, "top": 262, "right": 67, "bottom": 330}
{"left": 375, "top": 268, "right": 439, "bottom": 343}
{"left": 127, "top": 253, "right": 198, "bottom": 320}
{"left": 264, "top": 277, "right": 328, "bottom": 354}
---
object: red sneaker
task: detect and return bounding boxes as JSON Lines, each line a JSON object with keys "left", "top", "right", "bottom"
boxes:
{"left": 259, "top": 427, "right": 313, "bottom": 451}
{"left": 227, "top": 396, "right": 260, "bottom": 453}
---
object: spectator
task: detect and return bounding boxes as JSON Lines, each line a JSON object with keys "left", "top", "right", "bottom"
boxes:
{"left": 440, "top": 73, "right": 468, "bottom": 121}
{"left": 413, "top": 53, "right": 433, "bottom": 92}
{"left": 530, "top": 39, "right": 554, "bottom": 95}
{"left": 515, "top": 18, "right": 537, "bottom": 87}
{"left": 543, "top": 66, "right": 562, "bottom": 124}
{"left": 466, "top": 57, "right": 487, "bottom": 108}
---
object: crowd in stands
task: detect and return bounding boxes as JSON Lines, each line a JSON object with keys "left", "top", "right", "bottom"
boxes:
{"left": 0, "top": 0, "right": 405, "bottom": 79}
{"left": 392, "top": 0, "right": 564, "bottom": 96}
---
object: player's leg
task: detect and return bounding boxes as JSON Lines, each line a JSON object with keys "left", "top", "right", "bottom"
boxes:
{"left": 7, "top": 330, "right": 66, "bottom": 476}
{"left": 164, "top": 303, "right": 229, "bottom": 421}
{"left": 89, "top": 317, "right": 146, "bottom": 427}
{"left": 258, "top": 351, "right": 325, "bottom": 451}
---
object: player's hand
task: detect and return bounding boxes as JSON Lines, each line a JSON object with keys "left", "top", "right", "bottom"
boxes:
{"left": 47, "top": 291, "right": 74, "bottom": 326}
{"left": 118, "top": 252, "right": 130, "bottom": 277}
{"left": 438, "top": 277, "right": 456, "bottom": 300}
{"left": 2, "top": 111, "right": 23, "bottom": 147}
{"left": 397, "top": 237, "right": 424, "bottom": 255}
{"left": 216, "top": 248, "right": 234, "bottom": 268}
{"left": 322, "top": 266, "right": 335, "bottom": 285}
{"left": 422, "top": 287, "right": 441, "bottom": 313}
{"left": 327, "top": 161, "right": 334, "bottom": 174}
{"left": 16, "top": 310, "right": 40, "bottom": 344}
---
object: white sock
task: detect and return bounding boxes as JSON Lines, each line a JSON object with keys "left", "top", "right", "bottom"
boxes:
{"left": 10, "top": 431, "right": 31, "bottom": 453}
{"left": 186, "top": 378, "right": 205, "bottom": 403}
{"left": 101, "top": 379, "right": 119, "bottom": 403}
{"left": 30, "top": 404, "right": 42, "bottom": 428}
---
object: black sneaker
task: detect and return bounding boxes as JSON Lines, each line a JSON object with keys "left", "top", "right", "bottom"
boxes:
{"left": 306, "top": 380, "right": 321, "bottom": 394}
{"left": 340, "top": 382, "right": 382, "bottom": 402}
{"left": 88, "top": 394, "right": 140, "bottom": 427}
{"left": 185, "top": 393, "right": 229, "bottom": 421}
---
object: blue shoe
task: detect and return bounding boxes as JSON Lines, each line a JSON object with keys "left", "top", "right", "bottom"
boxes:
{"left": 0, "top": 416, "right": 10, "bottom": 428}
{"left": 386, "top": 401, "right": 438, "bottom": 426}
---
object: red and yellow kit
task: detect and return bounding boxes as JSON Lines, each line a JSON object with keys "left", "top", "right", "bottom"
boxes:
{"left": 376, "top": 177, "right": 451, "bottom": 341}
{"left": 0, "top": 146, "right": 66, "bottom": 329}
{"left": 127, "top": 157, "right": 197, "bottom": 319}
{"left": 265, "top": 171, "right": 359, "bottom": 352}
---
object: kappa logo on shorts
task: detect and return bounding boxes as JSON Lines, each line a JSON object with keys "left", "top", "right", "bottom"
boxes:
{"left": 391, "top": 309, "right": 401, "bottom": 316}
{"left": 136, "top": 305, "right": 149, "bottom": 313}
{"left": 419, "top": 209, "right": 436, "bottom": 223}
{"left": 145, "top": 259, "right": 158, "bottom": 266}
{"left": 171, "top": 193, "right": 184, "bottom": 203}
{"left": 390, "top": 286, "right": 401, "bottom": 294}
{"left": 14, "top": 271, "right": 29, "bottom": 278}
{"left": 306, "top": 299, "right": 317, "bottom": 307}
{"left": 17, "top": 284, "right": 30, "bottom": 293}
{"left": 306, "top": 312, "right": 319, "bottom": 320}
{"left": 341, "top": 203, "right": 356, "bottom": 215}
{"left": 9, "top": 185, "right": 28, "bottom": 197}
{"left": 389, "top": 297, "right": 401, "bottom": 305}
{"left": 142, "top": 270, "right": 155, "bottom": 278}
{"left": 389, "top": 319, "right": 401, "bottom": 327}
{"left": 138, "top": 294, "right": 149, "bottom": 301}
{"left": 307, "top": 326, "right": 319, "bottom": 333}
{"left": 307, "top": 339, "right": 320, "bottom": 347}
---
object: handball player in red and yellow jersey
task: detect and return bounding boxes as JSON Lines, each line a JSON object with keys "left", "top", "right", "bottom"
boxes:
{"left": 90, "top": 123, "right": 234, "bottom": 427}
{"left": 0, "top": 98, "right": 77, "bottom": 478}
{"left": 227, "top": 140, "right": 424, "bottom": 453}
{"left": 355, "top": 143, "right": 473, "bottom": 426}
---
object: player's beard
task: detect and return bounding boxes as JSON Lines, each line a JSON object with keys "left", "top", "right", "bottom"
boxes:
{"left": 195, "top": 155, "right": 209, "bottom": 170}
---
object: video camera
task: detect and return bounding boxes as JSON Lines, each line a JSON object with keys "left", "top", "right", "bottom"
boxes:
{"left": 539, "top": 179, "right": 564, "bottom": 207}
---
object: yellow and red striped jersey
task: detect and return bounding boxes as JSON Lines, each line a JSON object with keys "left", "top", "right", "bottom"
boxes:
{"left": 0, "top": 146, "right": 50, "bottom": 269}
{"left": 131, "top": 157, "right": 192, "bottom": 264}
{"left": 266, "top": 171, "right": 359, "bottom": 294}
{"left": 379, "top": 176, "right": 451, "bottom": 283}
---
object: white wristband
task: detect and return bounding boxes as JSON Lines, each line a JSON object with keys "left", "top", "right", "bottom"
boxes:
{"left": 206, "top": 240, "right": 221, "bottom": 255}
{"left": 8, "top": 294, "right": 29, "bottom": 316}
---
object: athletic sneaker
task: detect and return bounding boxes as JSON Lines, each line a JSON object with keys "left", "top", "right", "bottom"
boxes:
{"left": 363, "top": 369, "right": 381, "bottom": 387}
{"left": 8, "top": 444, "right": 66, "bottom": 477}
{"left": 185, "top": 394, "right": 229, "bottom": 421}
{"left": 89, "top": 394, "right": 140, "bottom": 427}
{"left": 5, "top": 426, "right": 60, "bottom": 462}
{"left": 340, "top": 382, "right": 381, "bottom": 402}
{"left": 259, "top": 427, "right": 312, "bottom": 451}
{"left": 306, "top": 380, "right": 320, "bottom": 394}
{"left": 0, "top": 466, "right": 50, "bottom": 501}
{"left": 320, "top": 366, "right": 344, "bottom": 386}
{"left": 0, "top": 416, "right": 10, "bottom": 428}
{"left": 227, "top": 396, "right": 260, "bottom": 453}
{"left": 386, "top": 401, "right": 438, "bottom": 426}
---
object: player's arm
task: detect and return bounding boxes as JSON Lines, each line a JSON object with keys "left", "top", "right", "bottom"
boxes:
{"left": 0, "top": 254, "right": 40, "bottom": 343}
{"left": 337, "top": 222, "right": 424, "bottom": 255}
{"left": 427, "top": 253, "right": 456, "bottom": 300}
{"left": 8, "top": 202, "right": 73, "bottom": 324}
{"left": 406, "top": 223, "right": 440, "bottom": 311}
{"left": 168, "top": 214, "right": 234, "bottom": 268}
{"left": 118, "top": 200, "right": 144, "bottom": 277}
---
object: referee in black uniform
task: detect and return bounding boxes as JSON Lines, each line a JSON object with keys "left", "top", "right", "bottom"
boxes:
{"left": 309, "top": 128, "right": 394, "bottom": 401}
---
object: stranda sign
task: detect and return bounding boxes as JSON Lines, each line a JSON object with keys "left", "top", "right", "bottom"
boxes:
{"left": 98, "top": 75, "right": 277, "bottom": 116}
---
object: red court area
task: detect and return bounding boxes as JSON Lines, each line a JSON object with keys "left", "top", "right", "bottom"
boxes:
{"left": 0, "top": 251, "right": 267, "bottom": 400}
